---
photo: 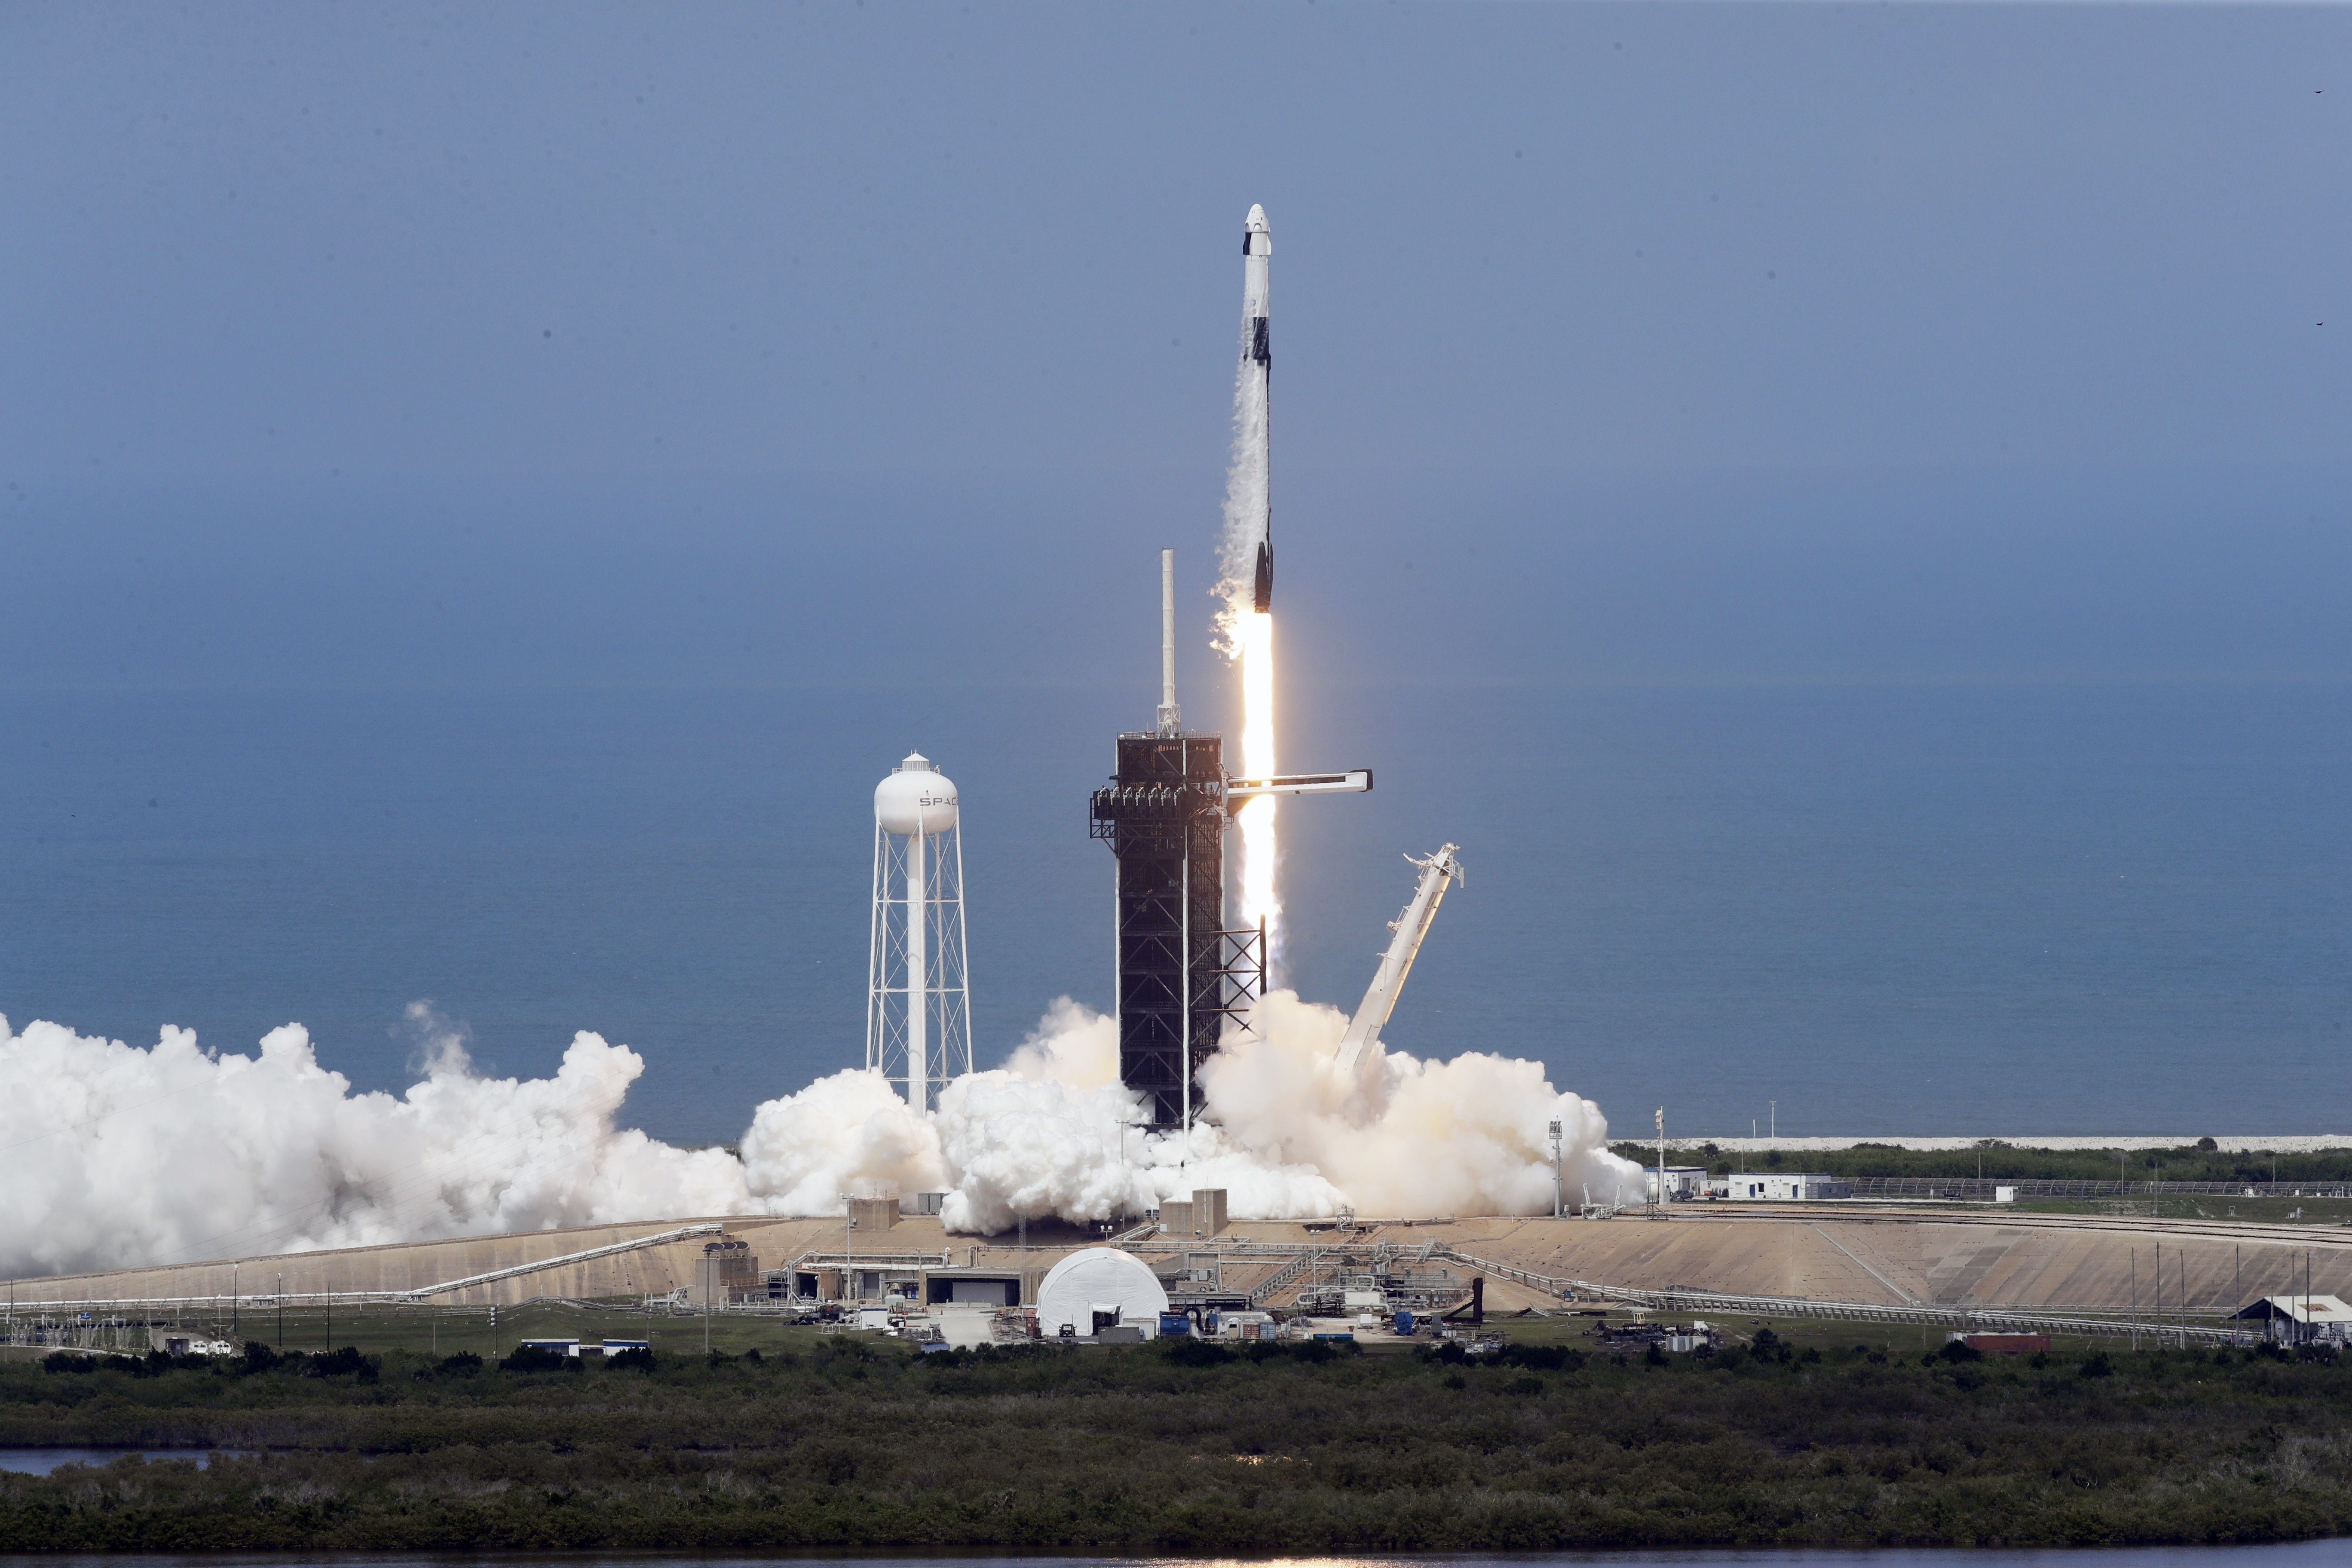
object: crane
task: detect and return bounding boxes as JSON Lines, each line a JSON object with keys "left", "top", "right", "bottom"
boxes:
{"left": 1334, "top": 844, "right": 1464, "bottom": 1076}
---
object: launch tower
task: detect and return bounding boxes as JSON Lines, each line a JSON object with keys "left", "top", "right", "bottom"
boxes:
{"left": 1090, "top": 553, "right": 1369, "bottom": 1130}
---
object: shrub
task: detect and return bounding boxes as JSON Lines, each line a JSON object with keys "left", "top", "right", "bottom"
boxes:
{"left": 1246, "top": 1339, "right": 1350, "bottom": 1364}
{"left": 40, "top": 1351, "right": 92, "bottom": 1375}
{"left": 1936, "top": 1340, "right": 1984, "bottom": 1364}
{"left": 2080, "top": 1352, "right": 2114, "bottom": 1378}
{"left": 436, "top": 1351, "right": 484, "bottom": 1377}
{"left": 605, "top": 1347, "right": 655, "bottom": 1371}
{"left": 300, "top": 1346, "right": 380, "bottom": 1381}
{"left": 499, "top": 1344, "right": 575, "bottom": 1373}
{"left": 240, "top": 1341, "right": 282, "bottom": 1374}
{"left": 1163, "top": 1338, "right": 1235, "bottom": 1368}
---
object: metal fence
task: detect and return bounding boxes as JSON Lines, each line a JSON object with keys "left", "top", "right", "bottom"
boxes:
{"left": 1437, "top": 1247, "right": 2260, "bottom": 1348}
{"left": 1839, "top": 1177, "right": 2352, "bottom": 1202}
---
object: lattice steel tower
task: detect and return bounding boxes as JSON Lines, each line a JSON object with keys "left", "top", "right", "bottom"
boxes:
{"left": 867, "top": 752, "right": 971, "bottom": 1110}
{"left": 1089, "top": 551, "right": 1369, "bottom": 1130}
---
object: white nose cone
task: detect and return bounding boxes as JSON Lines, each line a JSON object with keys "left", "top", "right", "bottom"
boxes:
{"left": 875, "top": 751, "right": 959, "bottom": 835}
{"left": 1245, "top": 202, "right": 1269, "bottom": 233}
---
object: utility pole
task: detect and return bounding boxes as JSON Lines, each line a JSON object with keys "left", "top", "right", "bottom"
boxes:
{"left": 1769, "top": 1101, "right": 1776, "bottom": 1147}
{"left": 1549, "top": 1120, "right": 1563, "bottom": 1219}
{"left": 839, "top": 1194, "right": 856, "bottom": 1313}
{"left": 1655, "top": 1108, "right": 1667, "bottom": 1211}
{"left": 275, "top": 1274, "right": 283, "bottom": 1351}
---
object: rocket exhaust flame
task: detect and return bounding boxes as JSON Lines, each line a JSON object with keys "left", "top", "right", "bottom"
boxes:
{"left": 1221, "top": 203, "right": 1280, "bottom": 970}
{"left": 1236, "top": 609, "right": 1280, "bottom": 959}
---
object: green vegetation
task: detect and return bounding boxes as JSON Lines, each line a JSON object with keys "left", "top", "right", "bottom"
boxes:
{"left": 5, "top": 1327, "right": 2352, "bottom": 1550}
{"left": 1616, "top": 1141, "right": 2352, "bottom": 1189}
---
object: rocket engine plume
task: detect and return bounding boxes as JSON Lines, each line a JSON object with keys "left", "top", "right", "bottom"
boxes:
{"left": 1220, "top": 202, "right": 1280, "bottom": 968}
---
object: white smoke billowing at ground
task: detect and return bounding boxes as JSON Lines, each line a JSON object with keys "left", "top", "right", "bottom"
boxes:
{"left": 0, "top": 994, "right": 1642, "bottom": 1280}
{"left": 0, "top": 1004, "right": 752, "bottom": 1280}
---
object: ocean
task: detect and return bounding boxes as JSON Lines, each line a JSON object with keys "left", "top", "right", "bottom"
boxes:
{"left": 6, "top": 678, "right": 2346, "bottom": 1150}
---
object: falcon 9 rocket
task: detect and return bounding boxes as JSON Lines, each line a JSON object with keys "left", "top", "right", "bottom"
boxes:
{"left": 1242, "top": 203, "right": 1273, "bottom": 613}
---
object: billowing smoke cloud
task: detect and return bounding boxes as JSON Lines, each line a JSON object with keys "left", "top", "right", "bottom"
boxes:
{"left": 1195, "top": 991, "right": 1641, "bottom": 1216}
{"left": 0, "top": 1005, "right": 751, "bottom": 1280}
{"left": 0, "top": 992, "right": 1641, "bottom": 1280}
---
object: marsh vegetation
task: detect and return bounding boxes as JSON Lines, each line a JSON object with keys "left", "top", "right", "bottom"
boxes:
{"left": 3, "top": 1326, "right": 2350, "bottom": 1551}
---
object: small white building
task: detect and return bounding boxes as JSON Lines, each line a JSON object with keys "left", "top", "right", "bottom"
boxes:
{"left": 1714, "top": 1173, "right": 1853, "bottom": 1201}
{"left": 1645, "top": 1167, "right": 1711, "bottom": 1202}
{"left": 2230, "top": 1295, "right": 2351, "bottom": 1345}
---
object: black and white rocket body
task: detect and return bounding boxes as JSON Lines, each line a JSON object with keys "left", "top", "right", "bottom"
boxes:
{"left": 1242, "top": 203, "right": 1274, "bottom": 614}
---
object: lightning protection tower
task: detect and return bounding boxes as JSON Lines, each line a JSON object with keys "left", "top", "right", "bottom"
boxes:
{"left": 867, "top": 752, "right": 971, "bottom": 1111}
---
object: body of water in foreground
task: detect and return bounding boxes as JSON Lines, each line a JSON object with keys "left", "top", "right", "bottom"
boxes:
{"left": 1, "top": 1545, "right": 2345, "bottom": 1566}
{"left": 6, "top": 682, "right": 2349, "bottom": 1147}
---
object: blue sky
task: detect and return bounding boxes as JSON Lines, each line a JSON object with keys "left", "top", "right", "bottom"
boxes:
{"left": 2, "top": 1, "right": 2346, "bottom": 692}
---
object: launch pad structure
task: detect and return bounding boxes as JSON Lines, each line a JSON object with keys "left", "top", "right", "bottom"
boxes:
{"left": 1090, "top": 550, "right": 1369, "bottom": 1130}
{"left": 1090, "top": 727, "right": 1262, "bottom": 1130}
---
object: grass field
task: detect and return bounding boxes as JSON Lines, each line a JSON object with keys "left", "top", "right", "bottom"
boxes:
{"left": 3, "top": 1320, "right": 2350, "bottom": 1551}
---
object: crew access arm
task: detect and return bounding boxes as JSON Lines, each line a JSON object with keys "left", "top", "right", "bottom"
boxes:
{"left": 1334, "top": 844, "right": 1463, "bottom": 1075}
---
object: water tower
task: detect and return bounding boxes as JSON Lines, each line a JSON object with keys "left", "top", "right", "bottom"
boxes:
{"left": 867, "top": 752, "right": 971, "bottom": 1110}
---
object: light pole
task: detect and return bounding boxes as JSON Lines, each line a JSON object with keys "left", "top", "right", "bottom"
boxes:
{"left": 1549, "top": 1121, "right": 1563, "bottom": 1218}
{"left": 702, "top": 1245, "right": 713, "bottom": 1355}
{"left": 839, "top": 1194, "right": 856, "bottom": 1314}
{"left": 1654, "top": 1108, "right": 1667, "bottom": 1212}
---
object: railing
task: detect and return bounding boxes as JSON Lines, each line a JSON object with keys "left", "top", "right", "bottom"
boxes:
{"left": 1833, "top": 1177, "right": 2351, "bottom": 1201}
{"left": 0, "top": 1224, "right": 732, "bottom": 1312}
{"left": 1247, "top": 1254, "right": 1317, "bottom": 1305}
{"left": 1435, "top": 1247, "right": 2256, "bottom": 1347}
{"left": 781, "top": 1251, "right": 952, "bottom": 1271}
{"left": 410, "top": 1224, "right": 727, "bottom": 1298}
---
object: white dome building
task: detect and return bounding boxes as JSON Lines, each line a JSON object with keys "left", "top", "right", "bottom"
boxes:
{"left": 1033, "top": 1247, "right": 1170, "bottom": 1340}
